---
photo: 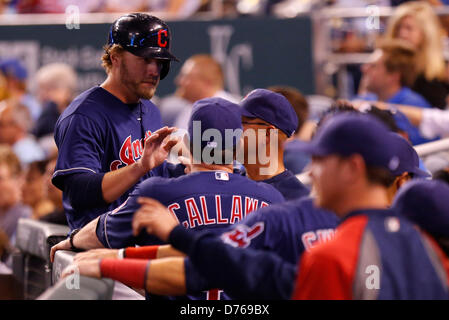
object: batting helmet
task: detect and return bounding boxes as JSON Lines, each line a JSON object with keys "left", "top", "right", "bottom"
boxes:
{"left": 108, "top": 13, "right": 179, "bottom": 80}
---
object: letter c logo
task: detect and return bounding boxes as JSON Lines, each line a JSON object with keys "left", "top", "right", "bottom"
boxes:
{"left": 158, "top": 29, "right": 168, "bottom": 47}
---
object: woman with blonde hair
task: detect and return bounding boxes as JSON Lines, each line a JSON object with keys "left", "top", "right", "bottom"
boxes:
{"left": 384, "top": 1, "right": 449, "bottom": 109}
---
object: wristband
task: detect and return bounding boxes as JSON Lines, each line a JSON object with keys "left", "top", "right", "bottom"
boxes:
{"left": 69, "top": 228, "right": 83, "bottom": 252}
{"left": 100, "top": 258, "right": 150, "bottom": 289}
{"left": 118, "top": 248, "right": 125, "bottom": 259}
{"left": 125, "top": 245, "right": 159, "bottom": 259}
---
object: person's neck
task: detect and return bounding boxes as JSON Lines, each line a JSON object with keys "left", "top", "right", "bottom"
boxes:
{"left": 377, "top": 83, "right": 401, "bottom": 102}
{"left": 334, "top": 184, "right": 389, "bottom": 218}
{"left": 244, "top": 160, "right": 286, "bottom": 181}
{"left": 100, "top": 76, "right": 139, "bottom": 104}
{"left": 190, "top": 163, "right": 233, "bottom": 173}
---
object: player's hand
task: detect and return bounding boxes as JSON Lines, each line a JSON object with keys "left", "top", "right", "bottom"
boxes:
{"left": 74, "top": 249, "right": 120, "bottom": 262}
{"left": 61, "top": 259, "right": 101, "bottom": 280}
{"left": 132, "top": 197, "right": 179, "bottom": 242}
{"left": 138, "top": 126, "right": 180, "bottom": 173}
{"left": 50, "top": 238, "right": 71, "bottom": 263}
{"left": 178, "top": 156, "right": 192, "bottom": 174}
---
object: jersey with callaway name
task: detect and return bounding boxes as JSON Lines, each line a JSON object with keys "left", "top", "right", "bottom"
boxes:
{"left": 183, "top": 196, "right": 339, "bottom": 299}
{"left": 220, "top": 197, "right": 339, "bottom": 264}
{"left": 52, "top": 86, "right": 167, "bottom": 229}
{"left": 294, "top": 209, "right": 449, "bottom": 299}
{"left": 96, "top": 171, "right": 285, "bottom": 249}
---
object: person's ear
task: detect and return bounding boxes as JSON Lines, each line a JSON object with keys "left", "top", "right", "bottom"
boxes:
{"left": 396, "top": 172, "right": 411, "bottom": 189}
{"left": 110, "top": 50, "right": 122, "bottom": 67}
{"left": 344, "top": 154, "right": 366, "bottom": 184}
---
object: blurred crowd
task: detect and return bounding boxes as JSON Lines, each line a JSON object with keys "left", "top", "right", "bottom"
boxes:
{"left": 1, "top": 0, "right": 449, "bottom": 19}
{"left": 0, "top": 60, "right": 72, "bottom": 261}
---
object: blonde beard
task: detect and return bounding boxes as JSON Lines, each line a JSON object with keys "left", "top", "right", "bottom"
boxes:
{"left": 136, "top": 85, "right": 156, "bottom": 100}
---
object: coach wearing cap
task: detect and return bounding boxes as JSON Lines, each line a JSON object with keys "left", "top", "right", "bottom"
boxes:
{"left": 238, "top": 89, "right": 309, "bottom": 200}
{"left": 85, "top": 113, "right": 446, "bottom": 300}
{"left": 52, "top": 13, "right": 181, "bottom": 232}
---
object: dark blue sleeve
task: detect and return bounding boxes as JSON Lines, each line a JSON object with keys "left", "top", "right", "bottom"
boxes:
{"left": 96, "top": 192, "right": 140, "bottom": 248}
{"left": 96, "top": 181, "right": 164, "bottom": 248}
{"left": 63, "top": 172, "right": 107, "bottom": 210}
{"left": 169, "top": 225, "right": 297, "bottom": 299}
{"left": 184, "top": 258, "right": 212, "bottom": 293}
{"left": 53, "top": 114, "right": 104, "bottom": 190}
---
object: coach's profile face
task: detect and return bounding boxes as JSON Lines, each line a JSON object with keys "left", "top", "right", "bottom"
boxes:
{"left": 112, "top": 50, "right": 162, "bottom": 100}
{"left": 309, "top": 154, "right": 349, "bottom": 215}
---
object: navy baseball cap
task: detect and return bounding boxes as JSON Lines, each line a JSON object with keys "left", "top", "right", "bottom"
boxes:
{"left": 389, "top": 133, "right": 430, "bottom": 178}
{"left": 188, "top": 97, "right": 243, "bottom": 153}
{"left": 0, "top": 59, "right": 27, "bottom": 80}
{"left": 393, "top": 180, "right": 449, "bottom": 238}
{"left": 296, "top": 113, "right": 400, "bottom": 171}
{"left": 240, "top": 89, "right": 298, "bottom": 137}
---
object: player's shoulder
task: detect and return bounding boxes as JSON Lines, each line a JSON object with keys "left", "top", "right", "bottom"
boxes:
{"left": 134, "top": 172, "right": 196, "bottom": 198}
{"left": 306, "top": 215, "right": 367, "bottom": 259}
{"left": 238, "top": 174, "right": 284, "bottom": 197}
{"left": 140, "top": 98, "right": 160, "bottom": 113}
{"left": 290, "top": 197, "right": 339, "bottom": 223}
{"left": 58, "top": 86, "right": 113, "bottom": 122}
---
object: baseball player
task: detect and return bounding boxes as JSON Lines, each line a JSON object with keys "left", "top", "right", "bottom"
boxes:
{"left": 65, "top": 113, "right": 449, "bottom": 300}
{"left": 52, "top": 97, "right": 285, "bottom": 298}
{"left": 67, "top": 114, "right": 431, "bottom": 299}
{"left": 52, "top": 13, "right": 181, "bottom": 231}
{"left": 393, "top": 179, "right": 449, "bottom": 259}
{"left": 237, "top": 89, "right": 309, "bottom": 200}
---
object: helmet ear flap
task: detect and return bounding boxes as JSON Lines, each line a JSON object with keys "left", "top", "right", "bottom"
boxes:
{"left": 160, "top": 60, "right": 170, "bottom": 80}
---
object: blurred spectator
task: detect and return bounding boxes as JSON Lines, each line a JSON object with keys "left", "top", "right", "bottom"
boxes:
{"left": 22, "top": 160, "right": 54, "bottom": 220}
{"left": 0, "top": 58, "right": 41, "bottom": 120}
{"left": 0, "top": 72, "right": 7, "bottom": 101}
{"left": 0, "top": 145, "right": 31, "bottom": 244}
{"left": 357, "top": 39, "right": 435, "bottom": 145}
{"left": 0, "top": 229, "right": 11, "bottom": 274}
{"left": 39, "top": 157, "right": 67, "bottom": 225}
{"left": 384, "top": 1, "right": 449, "bottom": 109}
{"left": 33, "top": 63, "right": 77, "bottom": 139}
{"left": 0, "top": 100, "right": 45, "bottom": 165}
{"left": 433, "top": 167, "right": 449, "bottom": 184}
{"left": 159, "top": 54, "right": 239, "bottom": 129}
{"left": 102, "top": 0, "right": 148, "bottom": 12}
{"left": 267, "top": 86, "right": 311, "bottom": 174}
{"left": 15, "top": 0, "right": 103, "bottom": 13}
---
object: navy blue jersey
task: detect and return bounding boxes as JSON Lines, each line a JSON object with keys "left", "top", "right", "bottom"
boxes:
{"left": 183, "top": 196, "right": 339, "bottom": 299}
{"left": 52, "top": 86, "right": 165, "bottom": 229}
{"left": 261, "top": 169, "right": 309, "bottom": 201}
{"left": 96, "top": 171, "right": 285, "bottom": 249}
{"left": 220, "top": 197, "right": 339, "bottom": 264}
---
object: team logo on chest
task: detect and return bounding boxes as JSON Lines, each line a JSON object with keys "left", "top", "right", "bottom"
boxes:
{"left": 110, "top": 131, "right": 152, "bottom": 170}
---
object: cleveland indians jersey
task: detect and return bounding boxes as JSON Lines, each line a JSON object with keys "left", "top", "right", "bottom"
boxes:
{"left": 220, "top": 197, "right": 339, "bottom": 264}
{"left": 184, "top": 196, "right": 339, "bottom": 299}
{"left": 294, "top": 209, "right": 449, "bottom": 299}
{"left": 96, "top": 170, "right": 285, "bottom": 249}
{"left": 52, "top": 86, "right": 165, "bottom": 230}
